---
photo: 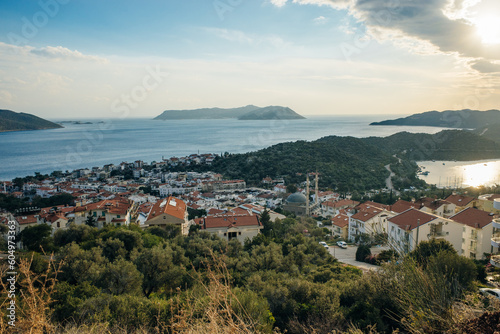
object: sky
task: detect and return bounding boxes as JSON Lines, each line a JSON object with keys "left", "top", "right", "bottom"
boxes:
{"left": 0, "top": 0, "right": 499, "bottom": 118}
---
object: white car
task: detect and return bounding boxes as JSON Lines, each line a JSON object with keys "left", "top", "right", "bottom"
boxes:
{"left": 319, "top": 241, "right": 329, "bottom": 249}
{"left": 480, "top": 288, "right": 500, "bottom": 300}
{"left": 337, "top": 241, "right": 347, "bottom": 249}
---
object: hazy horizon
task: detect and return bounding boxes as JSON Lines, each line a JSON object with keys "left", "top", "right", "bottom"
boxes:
{"left": 1, "top": 0, "right": 499, "bottom": 119}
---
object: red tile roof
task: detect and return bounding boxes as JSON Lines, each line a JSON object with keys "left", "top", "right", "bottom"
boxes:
{"left": 389, "top": 200, "right": 419, "bottom": 213}
{"left": 388, "top": 208, "right": 437, "bottom": 231}
{"left": 351, "top": 205, "right": 383, "bottom": 222}
{"left": 148, "top": 196, "right": 186, "bottom": 221}
{"left": 15, "top": 214, "right": 38, "bottom": 225}
{"left": 331, "top": 214, "right": 350, "bottom": 228}
{"left": 201, "top": 214, "right": 261, "bottom": 229}
{"left": 450, "top": 207, "right": 495, "bottom": 229}
{"left": 444, "top": 194, "right": 476, "bottom": 207}
{"left": 415, "top": 197, "right": 450, "bottom": 210}
{"left": 360, "top": 201, "right": 388, "bottom": 210}
{"left": 75, "top": 198, "right": 131, "bottom": 215}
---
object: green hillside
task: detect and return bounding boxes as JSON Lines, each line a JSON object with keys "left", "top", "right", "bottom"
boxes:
{"left": 0, "top": 109, "right": 63, "bottom": 132}
{"left": 370, "top": 109, "right": 500, "bottom": 128}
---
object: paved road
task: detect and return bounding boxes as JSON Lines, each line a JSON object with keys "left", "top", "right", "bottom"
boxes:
{"left": 328, "top": 244, "right": 389, "bottom": 271}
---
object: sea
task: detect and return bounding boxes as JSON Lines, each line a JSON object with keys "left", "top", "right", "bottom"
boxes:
{"left": 0, "top": 115, "right": 497, "bottom": 186}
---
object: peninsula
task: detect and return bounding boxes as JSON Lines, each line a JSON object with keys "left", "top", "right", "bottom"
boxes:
{"left": 370, "top": 109, "right": 500, "bottom": 129}
{"left": 0, "top": 109, "right": 63, "bottom": 132}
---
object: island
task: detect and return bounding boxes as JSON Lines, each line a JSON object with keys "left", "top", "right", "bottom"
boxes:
{"left": 154, "top": 105, "right": 305, "bottom": 120}
{"left": 370, "top": 109, "right": 500, "bottom": 129}
{"left": 0, "top": 109, "right": 63, "bottom": 132}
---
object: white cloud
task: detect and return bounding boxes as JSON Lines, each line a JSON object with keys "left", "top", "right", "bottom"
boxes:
{"left": 0, "top": 42, "right": 108, "bottom": 63}
{"left": 268, "top": 0, "right": 500, "bottom": 73}
{"left": 270, "top": 0, "right": 288, "bottom": 7}
{"left": 313, "top": 15, "right": 329, "bottom": 24}
{"left": 203, "top": 28, "right": 254, "bottom": 44}
{"left": 203, "top": 27, "right": 293, "bottom": 49}
{"left": 30, "top": 46, "right": 108, "bottom": 63}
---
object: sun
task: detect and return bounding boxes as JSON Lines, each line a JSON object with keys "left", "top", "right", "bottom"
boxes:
{"left": 474, "top": 15, "right": 500, "bottom": 45}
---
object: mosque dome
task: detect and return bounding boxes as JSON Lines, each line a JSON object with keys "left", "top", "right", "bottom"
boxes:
{"left": 286, "top": 192, "right": 307, "bottom": 204}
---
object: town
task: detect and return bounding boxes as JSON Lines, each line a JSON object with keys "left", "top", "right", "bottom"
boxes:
{"left": 1, "top": 152, "right": 499, "bottom": 273}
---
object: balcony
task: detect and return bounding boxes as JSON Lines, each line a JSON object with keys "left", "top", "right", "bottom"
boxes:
{"left": 493, "top": 219, "right": 500, "bottom": 230}
{"left": 428, "top": 231, "right": 449, "bottom": 239}
{"left": 490, "top": 255, "right": 500, "bottom": 268}
{"left": 492, "top": 236, "right": 500, "bottom": 248}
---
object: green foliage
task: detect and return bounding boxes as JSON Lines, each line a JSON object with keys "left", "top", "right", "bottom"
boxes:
{"left": 85, "top": 213, "right": 97, "bottom": 227}
{"left": 426, "top": 251, "right": 477, "bottom": 292}
{"left": 355, "top": 244, "right": 371, "bottom": 262}
{"left": 76, "top": 294, "right": 173, "bottom": 329}
{"left": 134, "top": 244, "right": 187, "bottom": 298}
{"left": 31, "top": 193, "right": 75, "bottom": 208}
{"left": 57, "top": 243, "right": 108, "bottom": 285}
{"left": 54, "top": 223, "right": 96, "bottom": 247}
{"left": 99, "top": 238, "right": 127, "bottom": 262}
{"left": 98, "top": 257, "right": 143, "bottom": 295}
{"left": 0, "top": 109, "right": 62, "bottom": 132}
{"left": 377, "top": 249, "right": 399, "bottom": 263}
{"left": 410, "top": 238, "right": 456, "bottom": 267}
{"left": 19, "top": 223, "right": 54, "bottom": 252}
{"left": 286, "top": 184, "right": 298, "bottom": 193}
{"left": 52, "top": 281, "right": 101, "bottom": 323}
{"left": 187, "top": 207, "right": 207, "bottom": 220}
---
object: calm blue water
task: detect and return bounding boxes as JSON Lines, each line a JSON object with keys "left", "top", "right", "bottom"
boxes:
{"left": 0, "top": 116, "right": 447, "bottom": 180}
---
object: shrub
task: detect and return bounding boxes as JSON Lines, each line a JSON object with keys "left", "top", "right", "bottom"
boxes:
{"left": 356, "top": 245, "right": 371, "bottom": 262}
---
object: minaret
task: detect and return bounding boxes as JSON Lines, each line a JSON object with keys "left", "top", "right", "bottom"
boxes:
{"left": 306, "top": 173, "right": 310, "bottom": 216}
{"left": 315, "top": 172, "right": 319, "bottom": 206}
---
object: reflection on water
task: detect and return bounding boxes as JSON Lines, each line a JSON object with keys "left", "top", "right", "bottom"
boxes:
{"left": 418, "top": 160, "right": 500, "bottom": 188}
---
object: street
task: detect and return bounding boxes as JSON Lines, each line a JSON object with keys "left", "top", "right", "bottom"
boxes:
{"left": 328, "top": 244, "right": 390, "bottom": 271}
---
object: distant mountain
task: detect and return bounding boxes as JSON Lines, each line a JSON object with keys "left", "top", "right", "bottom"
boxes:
{"left": 0, "top": 109, "right": 63, "bottom": 132}
{"left": 154, "top": 105, "right": 305, "bottom": 120}
{"left": 364, "top": 130, "right": 500, "bottom": 161}
{"left": 370, "top": 109, "right": 500, "bottom": 129}
{"left": 154, "top": 105, "right": 260, "bottom": 120}
{"left": 237, "top": 106, "right": 305, "bottom": 120}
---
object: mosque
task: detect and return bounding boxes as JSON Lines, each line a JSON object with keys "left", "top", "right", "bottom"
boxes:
{"left": 282, "top": 173, "right": 319, "bottom": 216}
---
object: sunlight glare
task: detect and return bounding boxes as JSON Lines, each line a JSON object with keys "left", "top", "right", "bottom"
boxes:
{"left": 463, "top": 163, "right": 498, "bottom": 187}
{"left": 474, "top": 15, "right": 500, "bottom": 45}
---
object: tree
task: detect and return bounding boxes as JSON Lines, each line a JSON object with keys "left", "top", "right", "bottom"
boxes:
{"left": 99, "top": 238, "right": 127, "bottom": 262}
{"left": 54, "top": 223, "right": 96, "bottom": 247}
{"left": 99, "top": 258, "right": 143, "bottom": 295}
{"left": 410, "top": 239, "right": 456, "bottom": 267}
{"left": 355, "top": 244, "right": 371, "bottom": 262}
{"left": 286, "top": 184, "right": 298, "bottom": 193}
{"left": 19, "top": 224, "right": 53, "bottom": 252}
{"left": 134, "top": 244, "right": 185, "bottom": 298}
{"left": 85, "top": 212, "right": 97, "bottom": 227}
{"left": 260, "top": 208, "right": 274, "bottom": 237}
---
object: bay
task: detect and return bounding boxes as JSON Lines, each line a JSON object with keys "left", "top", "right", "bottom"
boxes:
{"left": 417, "top": 160, "right": 500, "bottom": 188}
{"left": 0, "top": 115, "right": 448, "bottom": 181}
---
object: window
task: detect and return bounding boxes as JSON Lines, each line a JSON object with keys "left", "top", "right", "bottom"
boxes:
{"left": 57, "top": 222, "right": 60, "bottom": 228}
{"left": 228, "top": 232, "right": 237, "bottom": 240}
{"left": 93, "top": 212, "right": 97, "bottom": 217}
{"left": 102, "top": 211, "right": 105, "bottom": 216}
{"left": 117, "top": 215, "right": 120, "bottom": 218}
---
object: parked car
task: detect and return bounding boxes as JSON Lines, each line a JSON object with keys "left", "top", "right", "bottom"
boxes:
{"left": 480, "top": 288, "right": 500, "bottom": 300}
{"left": 337, "top": 241, "right": 347, "bottom": 249}
{"left": 319, "top": 241, "right": 329, "bottom": 249}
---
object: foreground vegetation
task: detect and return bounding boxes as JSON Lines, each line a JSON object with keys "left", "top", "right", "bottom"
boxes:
{"left": 1, "top": 216, "right": 499, "bottom": 334}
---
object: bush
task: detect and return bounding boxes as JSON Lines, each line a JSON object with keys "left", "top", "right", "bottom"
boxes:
{"left": 356, "top": 245, "right": 371, "bottom": 262}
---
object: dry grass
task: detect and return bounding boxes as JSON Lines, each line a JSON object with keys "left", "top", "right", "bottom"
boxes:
{"left": 168, "top": 253, "right": 263, "bottom": 334}
{"left": 1, "top": 252, "right": 61, "bottom": 334}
